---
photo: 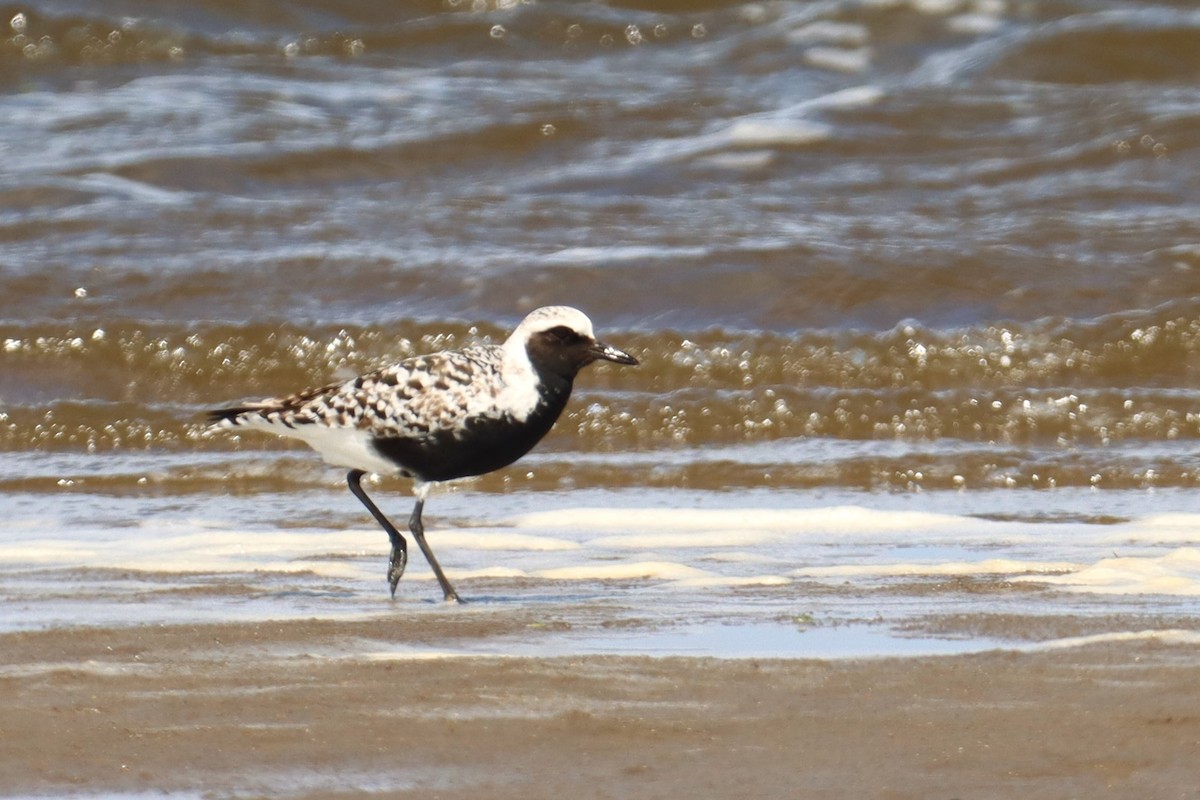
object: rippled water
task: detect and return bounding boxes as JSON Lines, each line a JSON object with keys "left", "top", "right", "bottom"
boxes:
{"left": 3, "top": 0, "right": 1200, "bottom": 647}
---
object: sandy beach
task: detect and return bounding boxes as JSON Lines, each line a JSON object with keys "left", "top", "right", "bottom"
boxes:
{"left": 5, "top": 2, "right": 1200, "bottom": 797}
{"left": 3, "top": 613, "right": 1198, "bottom": 799}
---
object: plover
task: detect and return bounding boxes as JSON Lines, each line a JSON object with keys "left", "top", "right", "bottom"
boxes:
{"left": 207, "top": 306, "right": 638, "bottom": 603}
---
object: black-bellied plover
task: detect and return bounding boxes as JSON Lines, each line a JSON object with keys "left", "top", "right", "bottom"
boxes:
{"left": 208, "top": 306, "right": 638, "bottom": 603}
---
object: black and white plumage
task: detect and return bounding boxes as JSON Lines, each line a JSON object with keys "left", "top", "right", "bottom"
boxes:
{"left": 208, "top": 306, "right": 638, "bottom": 603}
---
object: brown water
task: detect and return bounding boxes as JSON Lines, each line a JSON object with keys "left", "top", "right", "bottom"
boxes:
{"left": 2, "top": 1, "right": 1200, "bottom": 645}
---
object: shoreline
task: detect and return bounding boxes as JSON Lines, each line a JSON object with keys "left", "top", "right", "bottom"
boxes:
{"left": 3, "top": 616, "right": 1199, "bottom": 798}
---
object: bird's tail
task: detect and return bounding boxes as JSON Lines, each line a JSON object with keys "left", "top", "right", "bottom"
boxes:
{"left": 205, "top": 403, "right": 277, "bottom": 428}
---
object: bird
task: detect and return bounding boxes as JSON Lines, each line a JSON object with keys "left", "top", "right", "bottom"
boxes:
{"left": 207, "top": 306, "right": 639, "bottom": 603}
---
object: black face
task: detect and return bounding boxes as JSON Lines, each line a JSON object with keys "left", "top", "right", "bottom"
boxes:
{"left": 526, "top": 325, "right": 638, "bottom": 379}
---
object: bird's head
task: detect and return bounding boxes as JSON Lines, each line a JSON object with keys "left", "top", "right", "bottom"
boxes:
{"left": 510, "top": 306, "right": 638, "bottom": 379}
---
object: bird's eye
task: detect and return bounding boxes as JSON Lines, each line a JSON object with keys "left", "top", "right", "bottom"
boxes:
{"left": 546, "top": 325, "right": 581, "bottom": 343}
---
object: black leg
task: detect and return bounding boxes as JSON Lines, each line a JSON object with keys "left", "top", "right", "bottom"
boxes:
{"left": 409, "top": 498, "right": 462, "bottom": 604}
{"left": 346, "top": 470, "right": 408, "bottom": 598}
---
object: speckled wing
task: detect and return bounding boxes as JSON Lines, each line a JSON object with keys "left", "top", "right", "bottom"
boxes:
{"left": 210, "top": 344, "right": 509, "bottom": 441}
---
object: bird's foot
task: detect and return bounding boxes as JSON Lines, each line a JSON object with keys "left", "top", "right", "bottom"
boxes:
{"left": 388, "top": 544, "right": 408, "bottom": 598}
{"left": 444, "top": 589, "right": 464, "bottom": 605}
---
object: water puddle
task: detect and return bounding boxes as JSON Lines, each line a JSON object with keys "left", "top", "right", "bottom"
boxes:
{"left": 359, "top": 620, "right": 1009, "bottom": 661}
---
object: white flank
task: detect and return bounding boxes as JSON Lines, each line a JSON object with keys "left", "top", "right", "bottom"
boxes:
{"left": 236, "top": 416, "right": 399, "bottom": 476}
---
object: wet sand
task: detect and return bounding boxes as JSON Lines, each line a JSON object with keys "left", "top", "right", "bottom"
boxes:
{"left": 3, "top": 614, "right": 1199, "bottom": 799}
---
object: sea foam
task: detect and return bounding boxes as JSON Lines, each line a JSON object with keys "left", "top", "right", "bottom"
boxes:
{"left": 1016, "top": 548, "right": 1200, "bottom": 596}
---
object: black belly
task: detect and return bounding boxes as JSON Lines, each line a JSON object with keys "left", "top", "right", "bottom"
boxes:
{"left": 370, "top": 392, "right": 570, "bottom": 483}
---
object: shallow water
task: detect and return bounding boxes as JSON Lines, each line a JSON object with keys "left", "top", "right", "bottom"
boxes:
{"left": 3, "top": 0, "right": 1200, "bottom": 654}
{"left": 4, "top": 476, "right": 1200, "bottom": 654}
